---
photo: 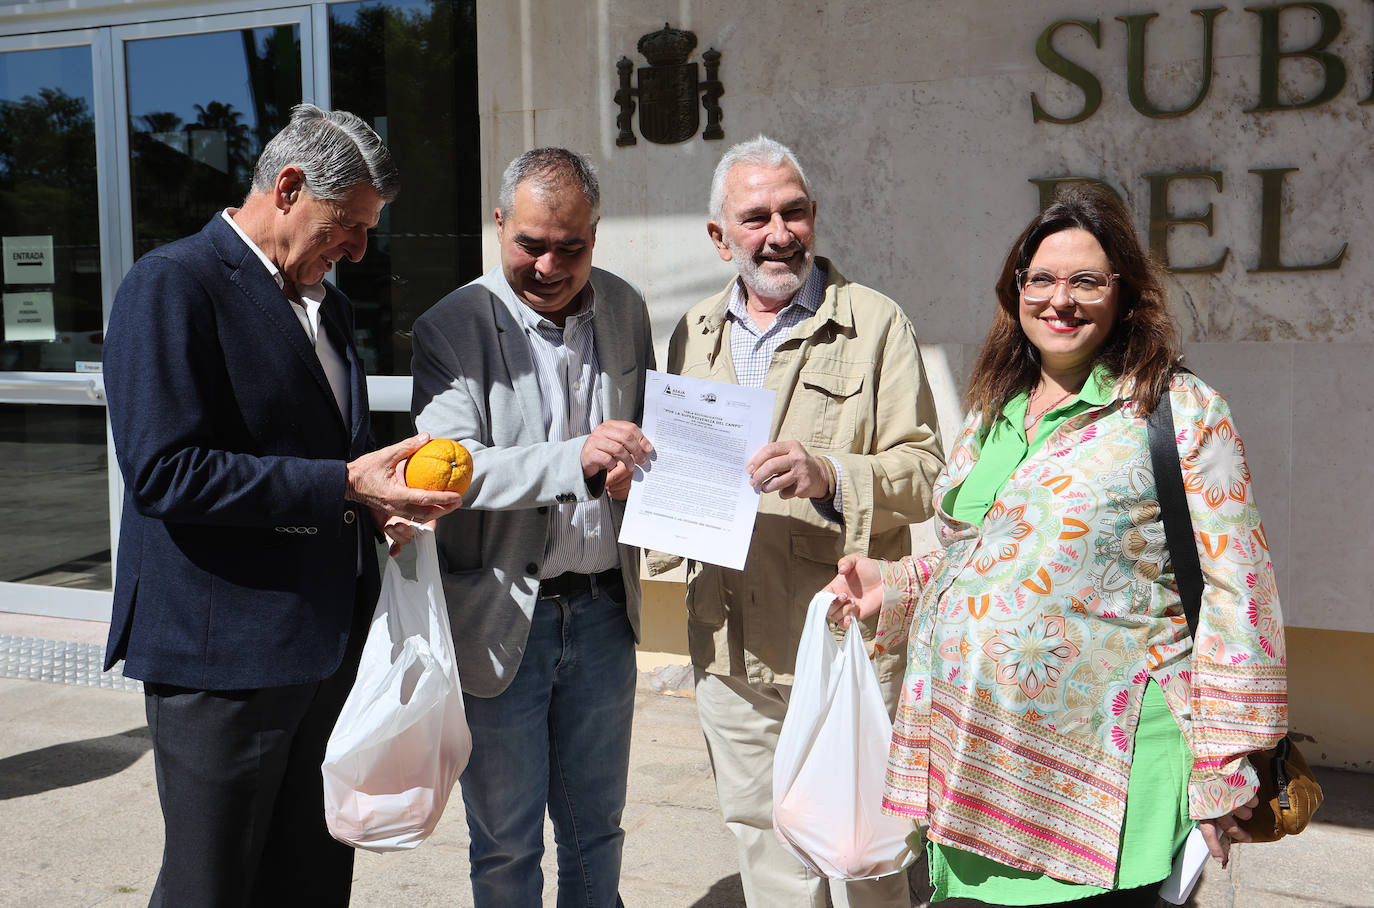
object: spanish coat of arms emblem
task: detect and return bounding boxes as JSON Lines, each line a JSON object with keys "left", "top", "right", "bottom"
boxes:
{"left": 615, "top": 24, "right": 723, "bottom": 146}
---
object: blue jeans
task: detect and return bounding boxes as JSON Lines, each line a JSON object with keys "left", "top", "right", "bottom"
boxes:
{"left": 459, "top": 580, "right": 636, "bottom": 908}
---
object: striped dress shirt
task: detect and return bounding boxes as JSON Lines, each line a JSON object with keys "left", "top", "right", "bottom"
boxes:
{"left": 725, "top": 263, "right": 844, "bottom": 518}
{"left": 505, "top": 283, "right": 619, "bottom": 578}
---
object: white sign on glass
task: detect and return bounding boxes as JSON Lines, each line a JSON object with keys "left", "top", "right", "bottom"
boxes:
{"left": 3, "top": 235, "right": 55, "bottom": 285}
{"left": 2, "top": 291, "right": 57, "bottom": 342}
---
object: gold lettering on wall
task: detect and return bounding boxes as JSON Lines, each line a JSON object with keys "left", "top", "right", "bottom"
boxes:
{"left": 1119, "top": 8, "right": 1225, "bottom": 118}
{"left": 1030, "top": 168, "right": 1351, "bottom": 273}
{"left": 1245, "top": 2, "right": 1347, "bottom": 111}
{"left": 1249, "top": 167, "right": 1347, "bottom": 271}
{"left": 1363, "top": 0, "right": 1374, "bottom": 104}
{"left": 1145, "top": 171, "right": 1229, "bottom": 272}
{"left": 1025, "top": 5, "right": 1362, "bottom": 271}
{"left": 1030, "top": 19, "right": 1103, "bottom": 124}
{"left": 1030, "top": 4, "right": 1366, "bottom": 115}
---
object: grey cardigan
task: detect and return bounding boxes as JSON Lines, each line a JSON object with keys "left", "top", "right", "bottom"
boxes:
{"left": 410, "top": 266, "right": 655, "bottom": 696}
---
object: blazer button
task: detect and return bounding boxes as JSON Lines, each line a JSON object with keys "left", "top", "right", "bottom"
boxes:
{"left": 526, "top": 562, "right": 538, "bottom": 575}
{"left": 343, "top": 510, "right": 356, "bottom": 525}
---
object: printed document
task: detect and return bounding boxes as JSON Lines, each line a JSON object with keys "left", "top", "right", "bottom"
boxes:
{"left": 618, "top": 370, "right": 774, "bottom": 570}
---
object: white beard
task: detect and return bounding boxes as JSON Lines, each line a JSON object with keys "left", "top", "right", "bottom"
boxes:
{"left": 727, "top": 236, "right": 815, "bottom": 301}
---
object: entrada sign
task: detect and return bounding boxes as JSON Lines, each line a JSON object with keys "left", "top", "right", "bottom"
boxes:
{"left": 3, "top": 235, "right": 55, "bottom": 285}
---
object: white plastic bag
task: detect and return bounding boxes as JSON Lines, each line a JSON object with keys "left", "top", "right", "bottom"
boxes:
{"left": 773, "top": 591, "right": 916, "bottom": 880}
{"left": 322, "top": 524, "right": 471, "bottom": 852}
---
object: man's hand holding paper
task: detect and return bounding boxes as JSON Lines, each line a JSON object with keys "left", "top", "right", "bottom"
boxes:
{"left": 617, "top": 370, "right": 774, "bottom": 570}
{"left": 747, "top": 440, "right": 833, "bottom": 500}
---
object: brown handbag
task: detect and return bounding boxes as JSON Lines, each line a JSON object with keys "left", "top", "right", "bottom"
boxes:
{"left": 1242, "top": 735, "right": 1324, "bottom": 841}
{"left": 1146, "top": 385, "right": 1323, "bottom": 842}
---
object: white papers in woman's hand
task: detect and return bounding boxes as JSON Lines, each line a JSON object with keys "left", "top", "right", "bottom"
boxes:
{"left": 1159, "top": 825, "right": 1208, "bottom": 904}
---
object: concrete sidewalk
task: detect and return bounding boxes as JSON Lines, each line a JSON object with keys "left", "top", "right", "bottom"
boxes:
{"left": 0, "top": 671, "right": 741, "bottom": 907}
{"left": 2, "top": 615, "right": 1372, "bottom": 907}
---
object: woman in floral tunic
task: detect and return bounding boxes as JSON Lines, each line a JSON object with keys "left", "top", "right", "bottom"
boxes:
{"left": 828, "top": 186, "right": 1286, "bottom": 906}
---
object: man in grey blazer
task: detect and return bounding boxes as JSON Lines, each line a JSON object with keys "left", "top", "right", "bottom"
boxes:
{"left": 410, "top": 147, "right": 654, "bottom": 906}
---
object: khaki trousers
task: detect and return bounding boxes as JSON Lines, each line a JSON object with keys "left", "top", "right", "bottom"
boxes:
{"left": 695, "top": 669, "right": 912, "bottom": 908}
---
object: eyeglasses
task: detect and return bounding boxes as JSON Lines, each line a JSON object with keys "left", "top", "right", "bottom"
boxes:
{"left": 1016, "top": 269, "right": 1119, "bottom": 304}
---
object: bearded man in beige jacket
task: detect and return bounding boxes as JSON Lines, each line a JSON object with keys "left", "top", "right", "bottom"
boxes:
{"left": 651, "top": 135, "right": 945, "bottom": 907}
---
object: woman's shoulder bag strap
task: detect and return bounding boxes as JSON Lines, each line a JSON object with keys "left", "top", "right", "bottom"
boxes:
{"left": 1145, "top": 382, "right": 1205, "bottom": 636}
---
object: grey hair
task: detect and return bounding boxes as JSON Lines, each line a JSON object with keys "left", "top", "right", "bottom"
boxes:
{"left": 251, "top": 103, "right": 400, "bottom": 204}
{"left": 498, "top": 147, "right": 600, "bottom": 221}
{"left": 709, "top": 135, "right": 812, "bottom": 222}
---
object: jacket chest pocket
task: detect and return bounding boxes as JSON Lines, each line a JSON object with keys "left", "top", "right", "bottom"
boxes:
{"left": 796, "top": 368, "right": 865, "bottom": 450}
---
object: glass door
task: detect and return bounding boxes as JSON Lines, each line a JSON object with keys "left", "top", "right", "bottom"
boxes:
{"left": 0, "top": 3, "right": 479, "bottom": 622}
{"left": 0, "top": 10, "right": 315, "bottom": 621}
{"left": 0, "top": 32, "right": 118, "bottom": 619}
{"left": 324, "top": 0, "right": 481, "bottom": 441}
{"left": 113, "top": 9, "right": 314, "bottom": 272}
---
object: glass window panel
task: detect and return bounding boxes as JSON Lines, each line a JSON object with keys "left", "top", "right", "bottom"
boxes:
{"left": 0, "top": 403, "right": 111, "bottom": 590}
{"left": 370, "top": 410, "right": 412, "bottom": 447}
{"left": 0, "top": 45, "right": 103, "bottom": 373}
{"left": 126, "top": 25, "right": 302, "bottom": 259}
{"left": 328, "top": 0, "right": 481, "bottom": 376}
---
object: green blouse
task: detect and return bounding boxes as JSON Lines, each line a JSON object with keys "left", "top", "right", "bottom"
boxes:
{"left": 944, "top": 367, "right": 1113, "bottom": 526}
{"left": 928, "top": 366, "right": 1194, "bottom": 903}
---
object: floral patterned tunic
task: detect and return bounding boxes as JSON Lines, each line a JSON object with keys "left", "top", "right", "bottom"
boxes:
{"left": 875, "top": 371, "right": 1287, "bottom": 888}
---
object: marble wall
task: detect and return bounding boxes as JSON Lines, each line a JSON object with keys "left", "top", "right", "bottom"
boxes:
{"left": 476, "top": 0, "right": 1374, "bottom": 634}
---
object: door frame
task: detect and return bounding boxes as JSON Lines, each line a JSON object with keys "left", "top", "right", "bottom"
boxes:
{"left": 0, "top": 6, "right": 320, "bottom": 621}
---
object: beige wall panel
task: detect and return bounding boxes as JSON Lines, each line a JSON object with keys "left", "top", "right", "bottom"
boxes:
{"left": 1287, "top": 627, "right": 1374, "bottom": 771}
{"left": 1290, "top": 343, "right": 1374, "bottom": 634}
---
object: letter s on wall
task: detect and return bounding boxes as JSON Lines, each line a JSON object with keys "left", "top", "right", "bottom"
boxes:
{"left": 1030, "top": 18, "right": 1102, "bottom": 125}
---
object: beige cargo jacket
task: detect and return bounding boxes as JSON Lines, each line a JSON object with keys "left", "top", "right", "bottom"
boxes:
{"left": 649, "top": 259, "right": 944, "bottom": 685}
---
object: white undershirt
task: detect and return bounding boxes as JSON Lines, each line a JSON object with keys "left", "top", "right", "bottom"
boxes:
{"left": 221, "top": 210, "right": 351, "bottom": 423}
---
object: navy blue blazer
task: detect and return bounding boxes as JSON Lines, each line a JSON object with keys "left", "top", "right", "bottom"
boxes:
{"left": 103, "top": 214, "right": 381, "bottom": 690}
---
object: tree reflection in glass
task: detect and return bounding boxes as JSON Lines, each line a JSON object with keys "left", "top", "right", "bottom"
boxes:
{"left": 126, "top": 25, "right": 301, "bottom": 257}
{"left": 328, "top": 0, "right": 481, "bottom": 379}
{"left": 0, "top": 45, "right": 111, "bottom": 589}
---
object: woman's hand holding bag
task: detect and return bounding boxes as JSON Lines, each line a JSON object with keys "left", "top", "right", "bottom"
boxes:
{"left": 772, "top": 590, "right": 915, "bottom": 880}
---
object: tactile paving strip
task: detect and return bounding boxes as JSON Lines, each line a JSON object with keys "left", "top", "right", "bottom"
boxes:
{"left": 0, "top": 635, "right": 142, "bottom": 692}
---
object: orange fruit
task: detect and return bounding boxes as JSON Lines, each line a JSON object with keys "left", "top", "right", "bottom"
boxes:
{"left": 404, "top": 438, "right": 473, "bottom": 494}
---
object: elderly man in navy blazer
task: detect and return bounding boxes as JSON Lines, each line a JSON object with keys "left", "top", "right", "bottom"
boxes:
{"left": 410, "top": 148, "right": 654, "bottom": 906}
{"left": 102, "top": 104, "right": 462, "bottom": 907}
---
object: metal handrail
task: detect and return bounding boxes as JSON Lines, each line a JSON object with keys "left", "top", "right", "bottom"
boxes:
{"left": 0, "top": 371, "right": 106, "bottom": 405}
{"left": 0, "top": 372, "right": 420, "bottom": 411}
